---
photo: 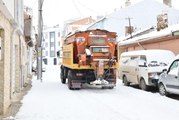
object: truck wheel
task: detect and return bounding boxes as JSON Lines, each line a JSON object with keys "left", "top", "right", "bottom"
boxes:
{"left": 67, "top": 71, "right": 73, "bottom": 90}
{"left": 139, "top": 78, "right": 148, "bottom": 91}
{"left": 60, "top": 67, "right": 66, "bottom": 84}
{"left": 123, "top": 76, "right": 129, "bottom": 86}
{"left": 159, "top": 83, "right": 168, "bottom": 96}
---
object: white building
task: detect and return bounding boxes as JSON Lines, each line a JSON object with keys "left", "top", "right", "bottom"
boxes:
{"left": 87, "top": 0, "right": 179, "bottom": 38}
{"left": 42, "top": 25, "right": 62, "bottom": 65}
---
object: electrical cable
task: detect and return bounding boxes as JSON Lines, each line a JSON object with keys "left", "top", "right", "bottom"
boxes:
{"left": 71, "top": 0, "right": 84, "bottom": 17}
{"left": 75, "top": 0, "right": 101, "bottom": 15}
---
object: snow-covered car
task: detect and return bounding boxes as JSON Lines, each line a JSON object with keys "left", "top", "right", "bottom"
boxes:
{"left": 119, "top": 50, "right": 175, "bottom": 90}
{"left": 158, "top": 54, "right": 179, "bottom": 96}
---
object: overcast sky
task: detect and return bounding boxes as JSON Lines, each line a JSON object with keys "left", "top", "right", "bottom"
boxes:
{"left": 24, "top": 0, "right": 179, "bottom": 27}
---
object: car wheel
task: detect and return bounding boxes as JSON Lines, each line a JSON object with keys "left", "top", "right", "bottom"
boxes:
{"left": 159, "top": 83, "right": 168, "bottom": 96}
{"left": 140, "top": 78, "right": 148, "bottom": 91}
{"left": 123, "top": 76, "right": 129, "bottom": 86}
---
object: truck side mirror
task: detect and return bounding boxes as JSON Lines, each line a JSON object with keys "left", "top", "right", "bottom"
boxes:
{"left": 57, "top": 51, "right": 60, "bottom": 58}
{"left": 57, "top": 51, "right": 60, "bottom": 57}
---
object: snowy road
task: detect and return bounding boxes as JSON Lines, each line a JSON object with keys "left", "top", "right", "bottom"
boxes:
{"left": 15, "top": 65, "right": 179, "bottom": 120}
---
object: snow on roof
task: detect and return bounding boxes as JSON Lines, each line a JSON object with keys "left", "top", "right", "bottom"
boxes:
{"left": 121, "top": 49, "right": 174, "bottom": 56}
{"left": 118, "top": 24, "right": 179, "bottom": 46}
{"left": 87, "top": 0, "right": 179, "bottom": 38}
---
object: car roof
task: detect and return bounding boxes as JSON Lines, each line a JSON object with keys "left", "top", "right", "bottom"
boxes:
{"left": 120, "top": 50, "right": 174, "bottom": 56}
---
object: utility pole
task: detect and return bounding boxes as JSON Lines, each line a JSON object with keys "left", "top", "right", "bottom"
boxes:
{"left": 37, "top": 0, "right": 43, "bottom": 80}
{"left": 125, "top": 17, "right": 133, "bottom": 38}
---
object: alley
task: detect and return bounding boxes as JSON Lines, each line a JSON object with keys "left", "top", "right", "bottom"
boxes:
{"left": 13, "top": 65, "right": 179, "bottom": 120}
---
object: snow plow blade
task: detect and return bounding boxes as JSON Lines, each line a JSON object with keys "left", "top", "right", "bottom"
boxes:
{"left": 90, "top": 79, "right": 109, "bottom": 85}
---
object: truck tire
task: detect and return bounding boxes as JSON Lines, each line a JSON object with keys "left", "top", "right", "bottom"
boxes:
{"left": 123, "top": 76, "right": 129, "bottom": 86}
{"left": 67, "top": 70, "right": 73, "bottom": 90}
{"left": 139, "top": 78, "right": 148, "bottom": 91}
{"left": 60, "top": 67, "right": 66, "bottom": 84}
{"left": 158, "top": 83, "right": 168, "bottom": 96}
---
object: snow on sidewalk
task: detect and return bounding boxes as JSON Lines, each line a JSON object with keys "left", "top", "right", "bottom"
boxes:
{"left": 15, "top": 65, "right": 179, "bottom": 120}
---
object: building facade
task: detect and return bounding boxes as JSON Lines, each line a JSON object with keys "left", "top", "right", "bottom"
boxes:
{"left": 62, "top": 17, "right": 96, "bottom": 38}
{"left": 0, "top": 0, "right": 33, "bottom": 115}
{"left": 118, "top": 25, "right": 179, "bottom": 55}
{"left": 42, "top": 25, "right": 62, "bottom": 65}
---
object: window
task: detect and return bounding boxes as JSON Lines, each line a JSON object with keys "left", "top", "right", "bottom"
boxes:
{"left": 45, "top": 42, "right": 48, "bottom": 47}
{"left": 121, "top": 56, "right": 130, "bottom": 65}
{"left": 50, "top": 51, "right": 55, "bottom": 57}
{"left": 50, "top": 32, "right": 55, "bottom": 38}
{"left": 46, "top": 51, "right": 48, "bottom": 56}
{"left": 50, "top": 32, "right": 56, "bottom": 57}
{"left": 139, "top": 55, "right": 147, "bottom": 67}
{"left": 50, "top": 42, "right": 54, "bottom": 47}
{"left": 168, "top": 60, "right": 179, "bottom": 75}
{"left": 58, "top": 32, "right": 61, "bottom": 37}
{"left": 91, "top": 37, "right": 106, "bottom": 45}
{"left": 129, "top": 56, "right": 139, "bottom": 66}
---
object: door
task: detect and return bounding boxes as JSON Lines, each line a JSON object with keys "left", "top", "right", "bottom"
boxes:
{"left": 165, "top": 60, "right": 179, "bottom": 93}
{"left": 129, "top": 56, "right": 139, "bottom": 83}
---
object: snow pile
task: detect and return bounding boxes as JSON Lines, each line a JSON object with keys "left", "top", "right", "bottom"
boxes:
{"left": 15, "top": 65, "right": 179, "bottom": 120}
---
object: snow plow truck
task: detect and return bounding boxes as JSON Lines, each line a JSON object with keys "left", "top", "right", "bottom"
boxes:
{"left": 60, "top": 29, "right": 118, "bottom": 90}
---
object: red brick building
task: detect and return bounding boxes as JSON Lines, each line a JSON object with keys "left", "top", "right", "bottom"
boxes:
{"left": 63, "top": 17, "right": 96, "bottom": 38}
{"left": 118, "top": 25, "right": 179, "bottom": 55}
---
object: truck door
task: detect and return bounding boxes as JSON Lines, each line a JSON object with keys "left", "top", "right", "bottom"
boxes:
{"left": 165, "top": 60, "right": 179, "bottom": 93}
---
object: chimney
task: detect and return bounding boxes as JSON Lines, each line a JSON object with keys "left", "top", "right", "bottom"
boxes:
{"left": 125, "top": 0, "right": 131, "bottom": 7}
{"left": 163, "top": 0, "right": 172, "bottom": 7}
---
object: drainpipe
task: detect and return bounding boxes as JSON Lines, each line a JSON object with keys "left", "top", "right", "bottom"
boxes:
{"left": 137, "top": 41, "right": 145, "bottom": 50}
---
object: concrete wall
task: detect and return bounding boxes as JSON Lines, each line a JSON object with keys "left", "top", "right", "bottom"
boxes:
{"left": 0, "top": 10, "right": 11, "bottom": 114}
{"left": 0, "top": 0, "right": 33, "bottom": 115}
{"left": 2, "top": 0, "right": 14, "bottom": 18}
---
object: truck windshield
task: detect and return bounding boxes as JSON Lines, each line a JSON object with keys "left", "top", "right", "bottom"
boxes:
{"left": 91, "top": 37, "right": 106, "bottom": 45}
{"left": 92, "top": 47, "right": 109, "bottom": 53}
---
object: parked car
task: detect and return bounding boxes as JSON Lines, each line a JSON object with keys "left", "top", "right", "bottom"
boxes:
{"left": 158, "top": 55, "right": 179, "bottom": 96}
{"left": 119, "top": 50, "right": 175, "bottom": 90}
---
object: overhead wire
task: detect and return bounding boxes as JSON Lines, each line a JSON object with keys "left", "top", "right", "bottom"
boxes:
{"left": 71, "top": 0, "right": 84, "bottom": 17}
{"left": 75, "top": 0, "right": 101, "bottom": 15}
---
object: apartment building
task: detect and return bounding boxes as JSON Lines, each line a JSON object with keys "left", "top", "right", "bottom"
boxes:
{"left": 0, "top": 0, "right": 33, "bottom": 115}
{"left": 42, "top": 25, "right": 62, "bottom": 65}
